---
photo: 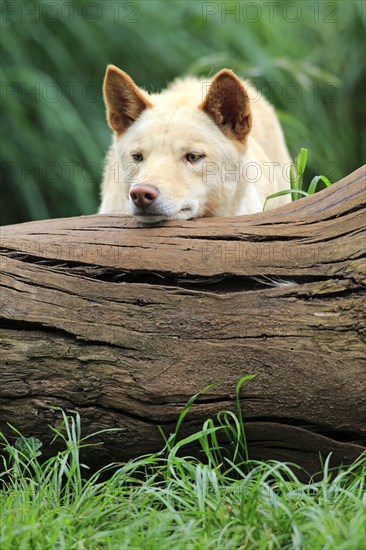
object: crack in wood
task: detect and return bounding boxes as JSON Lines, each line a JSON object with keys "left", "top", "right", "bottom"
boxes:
{"left": 1, "top": 166, "right": 365, "bottom": 476}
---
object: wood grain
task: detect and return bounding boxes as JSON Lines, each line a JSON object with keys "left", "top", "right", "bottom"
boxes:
{"left": 1, "top": 165, "right": 365, "bottom": 478}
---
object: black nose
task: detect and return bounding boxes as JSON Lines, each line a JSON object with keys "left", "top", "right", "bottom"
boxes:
{"left": 130, "top": 185, "right": 159, "bottom": 207}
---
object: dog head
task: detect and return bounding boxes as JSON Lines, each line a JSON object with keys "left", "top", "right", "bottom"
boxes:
{"left": 103, "top": 65, "right": 252, "bottom": 223}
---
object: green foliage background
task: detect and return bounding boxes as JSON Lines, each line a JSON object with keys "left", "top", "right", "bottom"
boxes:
{"left": 1, "top": 0, "right": 365, "bottom": 225}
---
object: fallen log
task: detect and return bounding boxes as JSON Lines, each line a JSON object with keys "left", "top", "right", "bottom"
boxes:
{"left": 1, "top": 166, "right": 365, "bottom": 478}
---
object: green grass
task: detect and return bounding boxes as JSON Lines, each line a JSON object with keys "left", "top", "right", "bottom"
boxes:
{"left": 1, "top": 0, "right": 365, "bottom": 225}
{"left": 264, "top": 147, "right": 333, "bottom": 209}
{"left": 1, "top": 387, "right": 365, "bottom": 550}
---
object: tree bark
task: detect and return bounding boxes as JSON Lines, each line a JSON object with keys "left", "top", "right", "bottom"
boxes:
{"left": 1, "top": 166, "right": 365, "bottom": 478}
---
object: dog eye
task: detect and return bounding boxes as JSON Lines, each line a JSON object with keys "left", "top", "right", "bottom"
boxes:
{"left": 185, "top": 153, "right": 205, "bottom": 163}
{"left": 132, "top": 152, "right": 143, "bottom": 162}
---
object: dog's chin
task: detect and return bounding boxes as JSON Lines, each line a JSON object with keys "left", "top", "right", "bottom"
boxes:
{"left": 135, "top": 215, "right": 170, "bottom": 225}
{"left": 133, "top": 207, "right": 195, "bottom": 225}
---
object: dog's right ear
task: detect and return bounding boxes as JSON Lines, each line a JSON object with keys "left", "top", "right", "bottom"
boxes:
{"left": 103, "top": 65, "right": 152, "bottom": 135}
{"left": 200, "top": 69, "right": 252, "bottom": 143}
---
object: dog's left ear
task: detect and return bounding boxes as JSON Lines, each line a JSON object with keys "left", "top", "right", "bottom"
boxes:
{"left": 103, "top": 65, "right": 152, "bottom": 135}
{"left": 200, "top": 69, "right": 252, "bottom": 143}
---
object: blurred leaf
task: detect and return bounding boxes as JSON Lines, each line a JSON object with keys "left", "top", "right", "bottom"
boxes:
{"left": 14, "top": 436, "right": 43, "bottom": 459}
{"left": 1, "top": 0, "right": 364, "bottom": 224}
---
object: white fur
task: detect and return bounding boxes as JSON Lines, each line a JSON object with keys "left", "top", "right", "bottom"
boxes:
{"left": 99, "top": 73, "right": 292, "bottom": 222}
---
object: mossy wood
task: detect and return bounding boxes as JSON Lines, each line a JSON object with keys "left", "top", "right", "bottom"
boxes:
{"left": 1, "top": 166, "right": 365, "bottom": 477}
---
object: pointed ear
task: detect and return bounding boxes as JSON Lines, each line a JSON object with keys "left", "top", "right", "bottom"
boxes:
{"left": 200, "top": 69, "right": 252, "bottom": 143}
{"left": 103, "top": 65, "right": 152, "bottom": 134}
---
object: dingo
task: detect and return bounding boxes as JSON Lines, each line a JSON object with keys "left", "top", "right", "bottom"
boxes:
{"left": 99, "top": 65, "right": 291, "bottom": 223}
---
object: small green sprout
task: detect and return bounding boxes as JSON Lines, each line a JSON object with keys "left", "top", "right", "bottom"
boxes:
{"left": 264, "top": 148, "right": 332, "bottom": 209}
